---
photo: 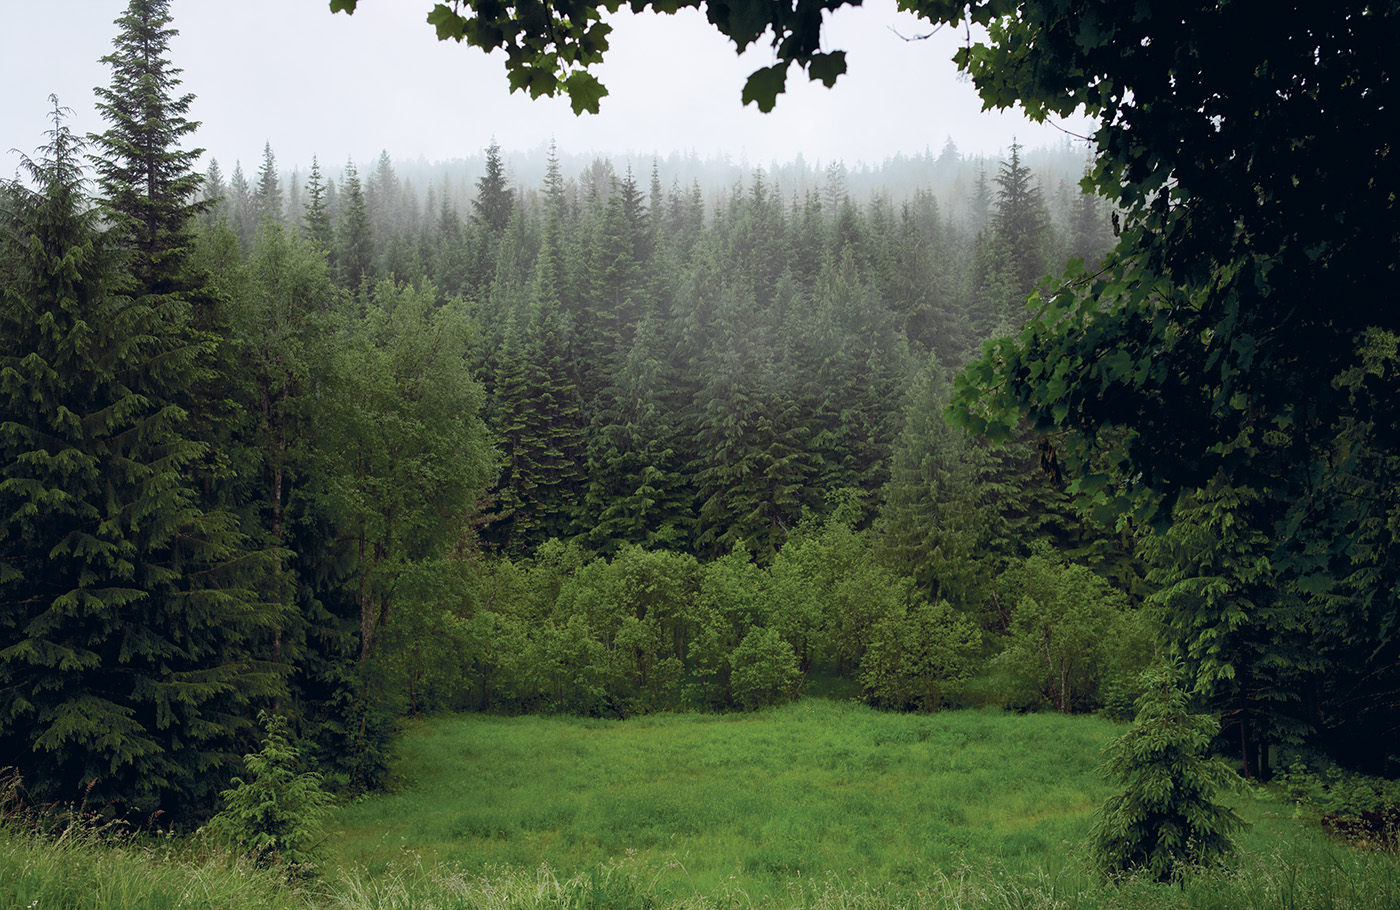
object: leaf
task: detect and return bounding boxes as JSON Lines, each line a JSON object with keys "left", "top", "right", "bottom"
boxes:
{"left": 564, "top": 71, "right": 609, "bottom": 115}
{"left": 808, "top": 51, "right": 847, "bottom": 88}
{"left": 741, "top": 63, "right": 788, "bottom": 112}
{"left": 329, "top": 0, "right": 357, "bottom": 12}
{"left": 426, "top": 4, "right": 468, "bottom": 41}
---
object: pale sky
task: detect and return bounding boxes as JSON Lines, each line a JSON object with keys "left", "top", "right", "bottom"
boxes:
{"left": 2, "top": 0, "right": 1095, "bottom": 177}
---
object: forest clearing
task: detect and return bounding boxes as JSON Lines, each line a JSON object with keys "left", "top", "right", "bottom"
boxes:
{"left": 4, "top": 0, "right": 1399, "bottom": 907}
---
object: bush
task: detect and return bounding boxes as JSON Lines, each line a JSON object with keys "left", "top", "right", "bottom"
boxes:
{"left": 729, "top": 627, "right": 800, "bottom": 710}
{"left": 861, "top": 598, "right": 982, "bottom": 711}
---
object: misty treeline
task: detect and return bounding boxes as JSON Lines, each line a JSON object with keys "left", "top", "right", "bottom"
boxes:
{"left": 199, "top": 139, "right": 1140, "bottom": 687}
{"left": 200, "top": 133, "right": 1386, "bottom": 783}
{"left": 3, "top": 0, "right": 1394, "bottom": 831}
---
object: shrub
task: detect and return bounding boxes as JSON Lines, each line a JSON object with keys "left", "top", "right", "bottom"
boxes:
{"left": 729, "top": 627, "right": 800, "bottom": 710}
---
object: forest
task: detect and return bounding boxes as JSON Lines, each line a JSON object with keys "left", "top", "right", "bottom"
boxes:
{"left": 2, "top": 0, "right": 1398, "bottom": 903}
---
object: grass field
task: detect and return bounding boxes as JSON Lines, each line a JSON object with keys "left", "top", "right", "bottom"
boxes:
{"left": 4, "top": 700, "right": 1398, "bottom": 909}
{"left": 326, "top": 700, "right": 1129, "bottom": 894}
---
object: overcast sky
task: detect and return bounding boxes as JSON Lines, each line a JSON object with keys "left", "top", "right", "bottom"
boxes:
{"left": 2, "top": 0, "right": 1095, "bottom": 177}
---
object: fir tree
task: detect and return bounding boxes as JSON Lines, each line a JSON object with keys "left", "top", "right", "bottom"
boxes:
{"left": 89, "top": 0, "right": 208, "bottom": 292}
{"left": 253, "top": 140, "right": 282, "bottom": 228}
{"left": 1093, "top": 662, "right": 1246, "bottom": 882}
{"left": 0, "top": 100, "right": 282, "bottom": 819}
{"left": 335, "top": 158, "right": 374, "bottom": 291}
{"left": 989, "top": 140, "right": 1054, "bottom": 301}
{"left": 303, "top": 155, "right": 332, "bottom": 248}
{"left": 229, "top": 160, "right": 254, "bottom": 248}
{"left": 473, "top": 139, "right": 513, "bottom": 234}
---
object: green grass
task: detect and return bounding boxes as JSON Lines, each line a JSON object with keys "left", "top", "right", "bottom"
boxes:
{"left": 5, "top": 701, "right": 1397, "bottom": 909}
{"left": 0, "top": 827, "right": 303, "bottom": 910}
{"left": 327, "top": 700, "right": 1122, "bottom": 896}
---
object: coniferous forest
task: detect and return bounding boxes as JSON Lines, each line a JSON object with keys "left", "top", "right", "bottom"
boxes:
{"left": 2, "top": 0, "right": 1399, "bottom": 901}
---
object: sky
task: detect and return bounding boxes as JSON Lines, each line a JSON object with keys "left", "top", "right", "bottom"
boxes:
{"left": 1, "top": 0, "right": 1095, "bottom": 178}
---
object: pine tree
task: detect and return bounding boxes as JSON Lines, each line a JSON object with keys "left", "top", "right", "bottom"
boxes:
{"left": 303, "top": 156, "right": 332, "bottom": 248}
{"left": 990, "top": 140, "right": 1054, "bottom": 299}
{"left": 89, "top": 0, "right": 207, "bottom": 292}
{"left": 253, "top": 140, "right": 282, "bottom": 228}
{"left": 875, "top": 354, "right": 996, "bottom": 610}
{"left": 1141, "top": 481, "right": 1311, "bottom": 778}
{"left": 0, "top": 100, "right": 282, "bottom": 818}
{"left": 229, "top": 160, "right": 254, "bottom": 248}
{"left": 473, "top": 139, "right": 514, "bottom": 234}
{"left": 335, "top": 158, "right": 374, "bottom": 291}
{"left": 201, "top": 157, "right": 226, "bottom": 226}
{"left": 1093, "top": 662, "right": 1246, "bottom": 882}
{"left": 365, "top": 149, "right": 401, "bottom": 240}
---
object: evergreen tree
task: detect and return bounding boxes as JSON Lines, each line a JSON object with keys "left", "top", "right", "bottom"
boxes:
{"left": 335, "top": 159, "right": 374, "bottom": 291}
{"left": 990, "top": 140, "right": 1054, "bottom": 299}
{"left": 303, "top": 155, "right": 332, "bottom": 248}
{"left": 201, "top": 157, "right": 226, "bottom": 226}
{"left": 473, "top": 139, "right": 514, "bottom": 233}
{"left": 253, "top": 140, "right": 282, "bottom": 228}
{"left": 366, "top": 149, "right": 401, "bottom": 241}
{"left": 227, "top": 160, "right": 254, "bottom": 247}
{"left": 1141, "top": 481, "right": 1312, "bottom": 778}
{"left": 0, "top": 100, "right": 282, "bottom": 819}
{"left": 876, "top": 355, "right": 996, "bottom": 610}
{"left": 1093, "top": 662, "right": 1246, "bottom": 882}
{"left": 89, "top": 0, "right": 208, "bottom": 292}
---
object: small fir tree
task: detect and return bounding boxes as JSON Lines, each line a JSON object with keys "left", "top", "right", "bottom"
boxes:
{"left": 1092, "top": 661, "right": 1246, "bottom": 882}
{"left": 208, "top": 711, "right": 333, "bottom": 870}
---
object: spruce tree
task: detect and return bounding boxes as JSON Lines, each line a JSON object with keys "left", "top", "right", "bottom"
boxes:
{"left": 229, "top": 160, "right": 255, "bottom": 247}
{"left": 0, "top": 100, "right": 282, "bottom": 818}
{"left": 335, "top": 159, "right": 375, "bottom": 291}
{"left": 89, "top": 0, "right": 208, "bottom": 293}
{"left": 303, "top": 156, "right": 332, "bottom": 249}
{"left": 253, "top": 140, "right": 282, "bottom": 228}
{"left": 1093, "top": 662, "right": 1246, "bottom": 881}
{"left": 986, "top": 141, "right": 1055, "bottom": 319}
{"left": 472, "top": 139, "right": 514, "bottom": 233}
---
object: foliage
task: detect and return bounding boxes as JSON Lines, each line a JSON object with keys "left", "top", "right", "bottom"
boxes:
{"left": 861, "top": 598, "right": 981, "bottom": 712}
{"left": 990, "top": 553, "right": 1140, "bottom": 713}
{"left": 1092, "top": 662, "right": 1246, "bottom": 883}
{"left": 1275, "top": 756, "right": 1400, "bottom": 848}
{"left": 728, "top": 626, "right": 800, "bottom": 711}
{"left": 939, "top": 5, "right": 1400, "bottom": 706}
{"left": 330, "top": 0, "right": 855, "bottom": 114}
{"left": 207, "top": 711, "right": 334, "bottom": 870}
{"left": 1141, "top": 480, "right": 1312, "bottom": 778}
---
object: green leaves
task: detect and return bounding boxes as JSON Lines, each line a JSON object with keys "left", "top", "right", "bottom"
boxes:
{"left": 807, "top": 50, "right": 847, "bottom": 87}
{"left": 741, "top": 63, "right": 788, "bottom": 112}
{"left": 563, "top": 70, "right": 608, "bottom": 114}
{"left": 426, "top": 3, "right": 468, "bottom": 40}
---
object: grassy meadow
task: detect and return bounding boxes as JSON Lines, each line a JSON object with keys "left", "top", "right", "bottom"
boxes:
{"left": 4, "top": 699, "right": 1399, "bottom": 909}
{"left": 328, "top": 700, "right": 1116, "bottom": 894}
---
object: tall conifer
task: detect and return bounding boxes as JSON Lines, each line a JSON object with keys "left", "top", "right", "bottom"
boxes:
{"left": 0, "top": 100, "right": 281, "bottom": 818}
{"left": 89, "top": 0, "right": 207, "bottom": 292}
